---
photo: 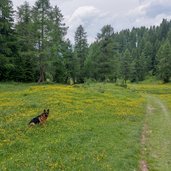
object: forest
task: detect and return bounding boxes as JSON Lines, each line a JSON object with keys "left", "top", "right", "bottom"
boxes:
{"left": 0, "top": 0, "right": 171, "bottom": 84}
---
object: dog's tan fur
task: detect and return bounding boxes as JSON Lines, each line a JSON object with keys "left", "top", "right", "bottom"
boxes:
{"left": 28, "top": 109, "right": 49, "bottom": 126}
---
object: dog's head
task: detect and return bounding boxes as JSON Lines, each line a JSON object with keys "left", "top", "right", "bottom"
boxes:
{"left": 43, "top": 109, "right": 49, "bottom": 117}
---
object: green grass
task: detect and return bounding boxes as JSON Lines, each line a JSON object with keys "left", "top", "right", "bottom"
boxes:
{"left": 145, "top": 96, "right": 171, "bottom": 171}
{"left": 130, "top": 83, "right": 171, "bottom": 171}
{"left": 0, "top": 83, "right": 145, "bottom": 170}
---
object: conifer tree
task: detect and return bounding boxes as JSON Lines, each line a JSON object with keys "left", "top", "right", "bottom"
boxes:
{"left": 74, "top": 25, "right": 88, "bottom": 83}
{"left": 157, "top": 40, "right": 171, "bottom": 83}
{"left": 15, "top": 2, "right": 36, "bottom": 82}
{"left": 32, "top": 0, "right": 52, "bottom": 82}
{"left": 120, "top": 49, "right": 131, "bottom": 84}
{"left": 96, "top": 25, "right": 116, "bottom": 81}
{"left": 0, "top": 0, "right": 16, "bottom": 81}
{"left": 48, "top": 5, "right": 68, "bottom": 82}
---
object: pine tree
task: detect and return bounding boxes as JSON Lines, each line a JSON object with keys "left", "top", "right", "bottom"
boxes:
{"left": 120, "top": 49, "right": 131, "bottom": 85}
{"left": 84, "top": 42, "right": 100, "bottom": 80}
{"left": 143, "top": 41, "right": 153, "bottom": 72}
{"left": 15, "top": 2, "right": 36, "bottom": 82}
{"left": 62, "top": 39, "right": 74, "bottom": 84}
{"left": 130, "top": 49, "right": 146, "bottom": 82}
{"left": 50, "top": 6, "right": 67, "bottom": 45}
{"left": 74, "top": 25, "right": 88, "bottom": 83}
{"left": 157, "top": 40, "right": 171, "bottom": 83}
{"left": 32, "top": 0, "right": 52, "bottom": 82}
{"left": 48, "top": 5, "right": 68, "bottom": 82}
{"left": 0, "top": 0, "right": 16, "bottom": 81}
{"left": 96, "top": 25, "right": 116, "bottom": 81}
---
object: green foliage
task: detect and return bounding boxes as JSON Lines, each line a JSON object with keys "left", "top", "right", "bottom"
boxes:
{"left": 74, "top": 25, "right": 88, "bottom": 83}
{"left": 85, "top": 20, "right": 171, "bottom": 83}
{"left": 15, "top": 2, "right": 37, "bottom": 82}
{"left": 84, "top": 42, "right": 99, "bottom": 80}
{"left": 0, "top": 0, "right": 171, "bottom": 83}
{"left": 85, "top": 25, "right": 119, "bottom": 82}
{"left": 120, "top": 49, "right": 131, "bottom": 84}
{"left": 12, "top": 0, "right": 69, "bottom": 83}
{"left": 96, "top": 25, "right": 115, "bottom": 81}
{"left": 0, "top": 0, "right": 17, "bottom": 81}
{"left": 130, "top": 50, "right": 146, "bottom": 82}
{"left": 157, "top": 40, "right": 171, "bottom": 83}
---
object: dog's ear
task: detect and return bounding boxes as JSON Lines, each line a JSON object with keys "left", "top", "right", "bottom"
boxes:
{"left": 43, "top": 109, "right": 46, "bottom": 113}
{"left": 47, "top": 109, "right": 49, "bottom": 114}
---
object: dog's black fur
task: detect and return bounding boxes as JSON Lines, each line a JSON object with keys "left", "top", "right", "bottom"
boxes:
{"left": 29, "top": 109, "right": 49, "bottom": 126}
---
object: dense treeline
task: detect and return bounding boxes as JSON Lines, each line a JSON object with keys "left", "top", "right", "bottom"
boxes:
{"left": 0, "top": 0, "right": 171, "bottom": 84}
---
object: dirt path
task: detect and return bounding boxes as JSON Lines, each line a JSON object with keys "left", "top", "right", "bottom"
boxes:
{"left": 155, "top": 98, "right": 169, "bottom": 118}
{"left": 140, "top": 95, "right": 171, "bottom": 171}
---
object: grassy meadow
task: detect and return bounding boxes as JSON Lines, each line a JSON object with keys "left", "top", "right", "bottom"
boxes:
{"left": 0, "top": 82, "right": 171, "bottom": 170}
{"left": 130, "top": 83, "right": 171, "bottom": 171}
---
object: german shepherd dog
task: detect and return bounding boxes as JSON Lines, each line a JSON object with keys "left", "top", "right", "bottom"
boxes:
{"left": 29, "top": 109, "right": 49, "bottom": 126}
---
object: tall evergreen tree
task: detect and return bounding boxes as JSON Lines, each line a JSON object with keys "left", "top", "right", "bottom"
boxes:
{"left": 48, "top": 5, "right": 68, "bottom": 82}
{"left": 32, "top": 0, "right": 52, "bottom": 82}
{"left": 62, "top": 39, "right": 74, "bottom": 83}
{"left": 143, "top": 41, "right": 153, "bottom": 72}
{"left": 15, "top": 2, "right": 37, "bottom": 82}
{"left": 0, "top": 0, "right": 16, "bottom": 81}
{"left": 157, "top": 40, "right": 171, "bottom": 83}
{"left": 159, "top": 19, "right": 170, "bottom": 41}
{"left": 84, "top": 42, "right": 100, "bottom": 80}
{"left": 120, "top": 49, "right": 131, "bottom": 84}
{"left": 74, "top": 25, "right": 88, "bottom": 83}
{"left": 96, "top": 25, "right": 117, "bottom": 81}
{"left": 130, "top": 50, "right": 146, "bottom": 82}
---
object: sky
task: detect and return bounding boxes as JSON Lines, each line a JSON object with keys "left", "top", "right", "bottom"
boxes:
{"left": 12, "top": 0, "right": 171, "bottom": 43}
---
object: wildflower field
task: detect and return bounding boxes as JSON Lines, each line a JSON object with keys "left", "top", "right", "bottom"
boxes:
{"left": 0, "top": 82, "right": 170, "bottom": 170}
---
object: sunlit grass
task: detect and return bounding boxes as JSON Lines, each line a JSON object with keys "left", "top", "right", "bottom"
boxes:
{"left": 0, "top": 83, "right": 145, "bottom": 170}
{"left": 130, "top": 83, "right": 171, "bottom": 170}
{"left": 130, "top": 83, "right": 171, "bottom": 94}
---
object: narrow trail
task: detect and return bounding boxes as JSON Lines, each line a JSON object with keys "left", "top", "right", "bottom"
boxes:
{"left": 140, "top": 95, "right": 171, "bottom": 171}
{"left": 155, "top": 98, "right": 169, "bottom": 118}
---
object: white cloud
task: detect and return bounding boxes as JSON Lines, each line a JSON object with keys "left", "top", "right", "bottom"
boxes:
{"left": 121, "top": 0, "right": 171, "bottom": 29}
{"left": 66, "top": 6, "right": 111, "bottom": 42}
{"left": 68, "top": 6, "right": 100, "bottom": 23}
{"left": 11, "top": 0, "right": 171, "bottom": 43}
{"left": 127, "top": 3, "right": 148, "bottom": 17}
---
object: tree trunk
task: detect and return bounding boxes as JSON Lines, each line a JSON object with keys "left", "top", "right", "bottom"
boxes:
{"left": 38, "top": 65, "right": 45, "bottom": 83}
